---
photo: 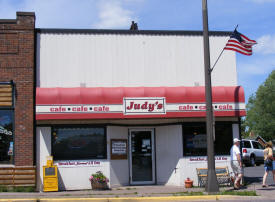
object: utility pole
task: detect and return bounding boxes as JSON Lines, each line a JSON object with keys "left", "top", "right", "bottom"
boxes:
{"left": 202, "top": 0, "right": 219, "bottom": 193}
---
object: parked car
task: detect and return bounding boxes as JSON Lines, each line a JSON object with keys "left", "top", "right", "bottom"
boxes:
{"left": 241, "top": 139, "right": 264, "bottom": 166}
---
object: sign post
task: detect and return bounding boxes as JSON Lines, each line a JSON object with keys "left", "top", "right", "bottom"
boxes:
{"left": 202, "top": 0, "right": 219, "bottom": 193}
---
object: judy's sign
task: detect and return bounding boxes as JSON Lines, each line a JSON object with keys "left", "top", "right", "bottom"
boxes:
{"left": 123, "top": 97, "right": 166, "bottom": 115}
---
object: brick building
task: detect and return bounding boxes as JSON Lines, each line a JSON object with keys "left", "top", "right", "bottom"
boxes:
{"left": 0, "top": 12, "right": 35, "bottom": 168}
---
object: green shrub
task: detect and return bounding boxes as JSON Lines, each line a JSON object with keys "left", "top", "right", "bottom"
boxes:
{"left": 0, "top": 185, "right": 8, "bottom": 192}
{"left": 0, "top": 186, "right": 35, "bottom": 192}
{"left": 220, "top": 190, "right": 257, "bottom": 196}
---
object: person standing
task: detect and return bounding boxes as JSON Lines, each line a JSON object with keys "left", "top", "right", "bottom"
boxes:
{"left": 262, "top": 141, "right": 273, "bottom": 187}
{"left": 230, "top": 138, "right": 243, "bottom": 189}
{"left": 273, "top": 153, "right": 275, "bottom": 183}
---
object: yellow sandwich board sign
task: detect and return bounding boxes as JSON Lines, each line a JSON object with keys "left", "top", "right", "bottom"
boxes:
{"left": 43, "top": 156, "right": 58, "bottom": 192}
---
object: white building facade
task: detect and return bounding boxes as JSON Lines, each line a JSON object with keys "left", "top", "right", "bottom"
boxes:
{"left": 35, "top": 29, "right": 245, "bottom": 190}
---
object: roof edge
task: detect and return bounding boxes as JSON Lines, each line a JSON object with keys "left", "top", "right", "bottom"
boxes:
{"left": 0, "top": 19, "right": 17, "bottom": 24}
{"left": 36, "top": 28, "right": 232, "bottom": 36}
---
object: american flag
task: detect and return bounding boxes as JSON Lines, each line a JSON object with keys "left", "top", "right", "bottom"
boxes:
{"left": 224, "top": 30, "right": 257, "bottom": 55}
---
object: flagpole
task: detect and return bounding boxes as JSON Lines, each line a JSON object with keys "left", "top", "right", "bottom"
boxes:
{"left": 210, "top": 49, "right": 225, "bottom": 73}
{"left": 210, "top": 25, "right": 239, "bottom": 73}
{"left": 202, "top": 0, "right": 219, "bottom": 193}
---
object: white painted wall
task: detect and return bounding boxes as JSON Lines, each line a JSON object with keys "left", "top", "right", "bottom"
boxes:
{"left": 55, "top": 160, "right": 110, "bottom": 190}
{"left": 37, "top": 33, "right": 237, "bottom": 88}
{"left": 154, "top": 124, "right": 235, "bottom": 186}
{"left": 107, "top": 126, "right": 129, "bottom": 187}
{"left": 36, "top": 127, "right": 51, "bottom": 191}
{"left": 155, "top": 125, "right": 182, "bottom": 185}
{"left": 179, "top": 156, "right": 232, "bottom": 186}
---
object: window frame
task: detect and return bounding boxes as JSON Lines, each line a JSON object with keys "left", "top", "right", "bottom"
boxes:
{"left": 182, "top": 122, "right": 206, "bottom": 156}
{"left": 51, "top": 125, "right": 107, "bottom": 161}
{"left": 182, "top": 122, "right": 234, "bottom": 156}
{"left": 242, "top": 140, "right": 252, "bottom": 148}
{"left": 252, "top": 141, "right": 263, "bottom": 150}
{"left": 0, "top": 81, "right": 15, "bottom": 165}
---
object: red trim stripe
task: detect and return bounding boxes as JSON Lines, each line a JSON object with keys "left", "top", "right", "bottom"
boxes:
{"left": 240, "top": 34, "right": 257, "bottom": 44}
{"left": 225, "top": 39, "right": 253, "bottom": 55}
{"left": 225, "top": 44, "right": 252, "bottom": 53}
{"left": 227, "top": 39, "right": 252, "bottom": 49}
{"left": 224, "top": 47, "right": 252, "bottom": 55}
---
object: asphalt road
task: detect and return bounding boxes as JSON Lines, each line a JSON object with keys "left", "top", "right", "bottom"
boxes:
{"left": 244, "top": 164, "right": 274, "bottom": 186}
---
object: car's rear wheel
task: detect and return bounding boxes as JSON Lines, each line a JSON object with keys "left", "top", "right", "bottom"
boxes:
{"left": 250, "top": 156, "right": 255, "bottom": 167}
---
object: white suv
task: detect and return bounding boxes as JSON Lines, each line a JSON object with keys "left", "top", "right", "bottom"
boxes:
{"left": 241, "top": 139, "right": 264, "bottom": 166}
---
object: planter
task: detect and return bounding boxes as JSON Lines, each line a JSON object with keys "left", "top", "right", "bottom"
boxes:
{"left": 185, "top": 178, "right": 193, "bottom": 188}
{"left": 91, "top": 181, "right": 108, "bottom": 190}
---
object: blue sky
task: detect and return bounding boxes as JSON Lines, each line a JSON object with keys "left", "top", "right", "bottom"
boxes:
{"left": 0, "top": 0, "right": 274, "bottom": 102}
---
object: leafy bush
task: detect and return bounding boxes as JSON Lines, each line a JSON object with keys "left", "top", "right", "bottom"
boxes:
{"left": 0, "top": 186, "right": 35, "bottom": 192}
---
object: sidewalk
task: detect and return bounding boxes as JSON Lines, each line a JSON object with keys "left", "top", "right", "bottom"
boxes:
{"left": 0, "top": 184, "right": 275, "bottom": 201}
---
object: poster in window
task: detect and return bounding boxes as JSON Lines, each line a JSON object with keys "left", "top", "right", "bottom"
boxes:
{"left": 111, "top": 139, "right": 127, "bottom": 160}
{"left": 8, "top": 142, "right": 13, "bottom": 156}
{"left": 193, "top": 134, "right": 207, "bottom": 148}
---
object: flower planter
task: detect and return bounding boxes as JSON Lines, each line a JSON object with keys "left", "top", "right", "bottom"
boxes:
{"left": 184, "top": 178, "right": 193, "bottom": 188}
{"left": 89, "top": 171, "right": 109, "bottom": 190}
{"left": 91, "top": 181, "right": 108, "bottom": 190}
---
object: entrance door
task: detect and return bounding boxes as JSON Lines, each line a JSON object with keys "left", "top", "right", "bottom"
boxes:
{"left": 129, "top": 129, "right": 155, "bottom": 185}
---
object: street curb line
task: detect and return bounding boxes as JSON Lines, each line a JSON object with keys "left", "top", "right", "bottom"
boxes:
{"left": 0, "top": 195, "right": 220, "bottom": 201}
{"left": 40, "top": 195, "right": 220, "bottom": 200}
{"left": 0, "top": 195, "right": 259, "bottom": 201}
{"left": 0, "top": 199, "right": 38, "bottom": 202}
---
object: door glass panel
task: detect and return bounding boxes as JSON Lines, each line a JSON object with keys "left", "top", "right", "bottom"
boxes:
{"left": 131, "top": 131, "right": 152, "bottom": 182}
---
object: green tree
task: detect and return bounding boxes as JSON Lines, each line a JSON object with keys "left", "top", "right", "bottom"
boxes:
{"left": 244, "top": 70, "right": 275, "bottom": 141}
{"left": 240, "top": 117, "right": 249, "bottom": 138}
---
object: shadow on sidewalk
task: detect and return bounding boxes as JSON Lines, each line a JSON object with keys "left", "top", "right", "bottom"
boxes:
{"left": 244, "top": 176, "right": 262, "bottom": 185}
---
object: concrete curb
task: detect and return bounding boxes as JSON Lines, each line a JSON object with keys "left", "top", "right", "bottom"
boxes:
{"left": 41, "top": 195, "right": 219, "bottom": 201}
{"left": 0, "top": 195, "right": 266, "bottom": 202}
{"left": 0, "top": 200, "right": 38, "bottom": 202}
{"left": 0, "top": 195, "right": 240, "bottom": 202}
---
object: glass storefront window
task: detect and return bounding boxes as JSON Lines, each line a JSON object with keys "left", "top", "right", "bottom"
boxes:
{"left": 0, "top": 110, "right": 14, "bottom": 164}
{"left": 183, "top": 122, "right": 233, "bottom": 156}
{"left": 52, "top": 127, "right": 106, "bottom": 160}
{"left": 183, "top": 124, "right": 207, "bottom": 156}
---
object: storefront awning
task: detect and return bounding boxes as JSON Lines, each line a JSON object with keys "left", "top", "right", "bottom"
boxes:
{"left": 36, "top": 86, "right": 245, "bottom": 120}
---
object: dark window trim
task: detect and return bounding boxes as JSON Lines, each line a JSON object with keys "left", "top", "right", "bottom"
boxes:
{"left": 37, "top": 120, "right": 240, "bottom": 128}
{"left": 51, "top": 125, "right": 107, "bottom": 161}
{"left": 182, "top": 121, "right": 235, "bottom": 128}
{"left": 0, "top": 109, "right": 15, "bottom": 164}
{"left": 0, "top": 81, "right": 15, "bottom": 109}
{"left": 0, "top": 81, "right": 15, "bottom": 164}
{"left": 182, "top": 121, "right": 234, "bottom": 157}
{"left": 153, "top": 128, "right": 157, "bottom": 185}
